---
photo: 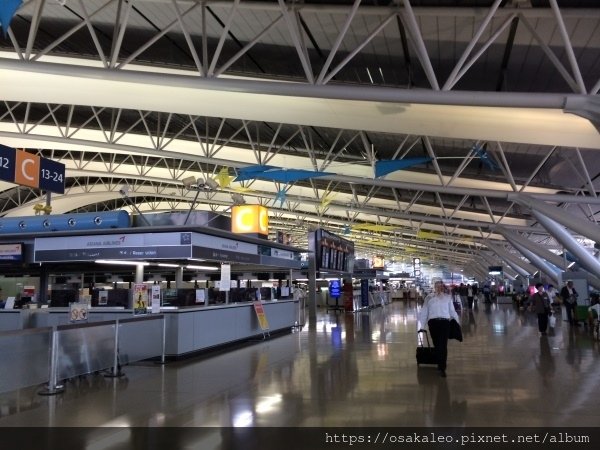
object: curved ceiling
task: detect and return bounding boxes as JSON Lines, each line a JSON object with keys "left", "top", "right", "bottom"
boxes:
{"left": 1, "top": 0, "right": 600, "bottom": 278}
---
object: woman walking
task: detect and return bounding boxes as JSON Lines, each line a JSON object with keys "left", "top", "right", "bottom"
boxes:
{"left": 419, "top": 280, "right": 460, "bottom": 377}
{"left": 530, "top": 283, "right": 551, "bottom": 336}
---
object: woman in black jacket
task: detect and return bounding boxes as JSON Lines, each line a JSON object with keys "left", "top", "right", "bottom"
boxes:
{"left": 530, "top": 283, "right": 551, "bottom": 335}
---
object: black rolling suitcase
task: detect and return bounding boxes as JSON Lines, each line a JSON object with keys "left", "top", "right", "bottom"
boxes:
{"left": 416, "top": 329, "right": 437, "bottom": 366}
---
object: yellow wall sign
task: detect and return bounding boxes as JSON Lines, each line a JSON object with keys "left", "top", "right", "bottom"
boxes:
{"left": 231, "top": 205, "right": 269, "bottom": 235}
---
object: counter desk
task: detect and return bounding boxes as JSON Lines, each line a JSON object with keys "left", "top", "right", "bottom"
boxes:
{"left": 161, "top": 299, "right": 298, "bottom": 357}
{"left": 1, "top": 299, "right": 298, "bottom": 358}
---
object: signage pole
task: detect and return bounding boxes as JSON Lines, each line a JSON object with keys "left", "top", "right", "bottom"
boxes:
{"left": 308, "top": 249, "right": 317, "bottom": 329}
{"left": 39, "top": 329, "right": 64, "bottom": 395}
{"left": 135, "top": 264, "right": 144, "bottom": 284}
{"left": 45, "top": 191, "right": 51, "bottom": 213}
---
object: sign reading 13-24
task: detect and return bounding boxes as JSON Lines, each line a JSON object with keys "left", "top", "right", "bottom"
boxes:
{"left": 0, "top": 144, "right": 65, "bottom": 194}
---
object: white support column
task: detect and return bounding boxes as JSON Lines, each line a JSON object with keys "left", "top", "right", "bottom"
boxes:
{"left": 480, "top": 249, "right": 529, "bottom": 278}
{"left": 175, "top": 266, "right": 184, "bottom": 289}
{"left": 496, "top": 226, "right": 565, "bottom": 269}
{"left": 135, "top": 263, "right": 144, "bottom": 284}
{"left": 530, "top": 210, "right": 600, "bottom": 280}
{"left": 485, "top": 241, "right": 537, "bottom": 276}
{"left": 502, "top": 237, "right": 561, "bottom": 285}
{"left": 478, "top": 251, "right": 519, "bottom": 279}
{"left": 511, "top": 195, "right": 600, "bottom": 244}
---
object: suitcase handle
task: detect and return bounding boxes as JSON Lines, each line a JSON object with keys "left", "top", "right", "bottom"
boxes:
{"left": 418, "top": 329, "right": 431, "bottom": 348}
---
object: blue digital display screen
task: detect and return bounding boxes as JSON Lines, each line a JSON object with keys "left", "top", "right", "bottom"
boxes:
{"left": 329, "top": 279, "right": 341, "bottom": 298}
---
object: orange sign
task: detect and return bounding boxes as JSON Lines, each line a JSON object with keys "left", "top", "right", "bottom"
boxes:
{"left": 373, "top": 256, "right": 385, "bottom": 268}
{"left": 253, "top": 301, "right": 270, "bottom": 331}
{"left": 14, "top": 151, "right": 40, "bottom": 188}
{"left": 231, "top": 205, "right": 269, "bottom": 235}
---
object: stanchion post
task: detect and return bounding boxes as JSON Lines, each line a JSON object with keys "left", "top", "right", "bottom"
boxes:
{"left": 39, "top": 329, "right": 64, "bottom": 395}
{"left": 105, "top": 321, "right": 124, "bottom": 378}
{"left": 160, "top": 315, "right": 167, "bottom": 365}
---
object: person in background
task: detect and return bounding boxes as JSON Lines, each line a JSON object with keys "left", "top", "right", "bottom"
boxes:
{"left": 458, "top": 283, "right": 468, "bottom": 308}
{"left": 482, "top": 284, "right": 491, "bottom": 303}
{"left": 418, "top": 280, "right": 460, "bottom": 378}
{"left": 467, "top": 284, "right": 474, "bottom": 310}
{"left": 587, "top": 295, "right": 600, "bottom": 338}
{"left": 546, "top": 284, "right": 559, "bottom": 307}
{"left": 530, "top": 283, "right": 551, "bottom": 336}
{"left": 560, "top": 280, "right": 579, "bottom": 326}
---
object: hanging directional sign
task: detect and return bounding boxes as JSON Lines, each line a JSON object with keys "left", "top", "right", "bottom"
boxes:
{"left": 0, "top": 144, "right": 65, "bottom": 194}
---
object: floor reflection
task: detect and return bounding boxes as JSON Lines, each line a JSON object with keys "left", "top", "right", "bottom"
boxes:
{"left": 1, "top": 301, "right": 600, "bottom": 429}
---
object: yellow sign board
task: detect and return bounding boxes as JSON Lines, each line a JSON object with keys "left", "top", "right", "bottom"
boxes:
{"left": 253, "top": 301, "right": 270, "bottom": 331}
{"left": 231, "top": 205, "right": 269, "bottom": 235}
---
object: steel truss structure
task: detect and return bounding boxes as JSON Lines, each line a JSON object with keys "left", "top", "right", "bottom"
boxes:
{"left": 1, "top": 0, "right": 600, "bottom": 280}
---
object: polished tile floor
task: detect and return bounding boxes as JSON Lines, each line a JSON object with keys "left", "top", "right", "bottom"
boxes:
{"left": 1, "top": 300, "right": 599, "bottom": 429}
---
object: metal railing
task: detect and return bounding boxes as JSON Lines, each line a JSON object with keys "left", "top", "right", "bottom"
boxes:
{"left": 0, "top": 315, "right": 166, "bottom": 395}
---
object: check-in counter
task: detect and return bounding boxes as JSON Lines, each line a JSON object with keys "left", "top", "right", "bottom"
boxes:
{"left": 0, "top": 307, "right": 135, "bottom": 330}
{"left": 161, "top": 299, "right": 297, "bottom": 358}
{"left": 1, "top": 300, "right": 298, "bottom": 358}
{"left": 0, "top": 309, "right": 36, "bottom": 331}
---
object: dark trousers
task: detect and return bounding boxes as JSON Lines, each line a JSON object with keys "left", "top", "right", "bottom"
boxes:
{"left": 565, "top": 302, "right": 577, "bottom": 324}
{"left": 467, "top": 296, "right": 474, "bottom": 309}
{"left": 537, "top": 313, "right": 548, "bottom": 333}
{"left": 428, "top": 319, "right": 451, "bottom": 370}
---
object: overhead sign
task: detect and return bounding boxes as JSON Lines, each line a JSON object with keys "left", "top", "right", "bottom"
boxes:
{"left": 413, "top": 257, "right": 421, "bottom": 278}
{"left": 34, "top": 232, "right": 192, "bottom": 262}
{"left": 372, "top": 255, "right": 385, "bottom": 269}
{"left": 488, "top": 266, "right": 503, "bottom": 275}
{"left": 0, "top": 243, "right": 23, "bottom": 261}
{"left": 231, "top": 205, "right": 269, "bottom": 235}
{"left": 0, "top": 144, "right": 65, "bottom": 194}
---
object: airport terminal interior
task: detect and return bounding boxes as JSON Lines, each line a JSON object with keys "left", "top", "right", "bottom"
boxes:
{"left": 1, "top": 0, "right": 600, "bottom": 443}
{"left": 1, "top": 299, "right": 599, "bottom": 432}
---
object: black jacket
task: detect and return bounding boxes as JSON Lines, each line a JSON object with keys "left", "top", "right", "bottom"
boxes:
{"left": 449, "top": 319, "right": 463, "bottom": 342}
{"left": 560, "top": 286, "right": 578, "bottom": 304}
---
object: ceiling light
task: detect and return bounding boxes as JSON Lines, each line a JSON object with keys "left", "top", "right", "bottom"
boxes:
{"left": 204, "top": 177, "right": 219, "bottom": 190}
{"left": 186, "top": 265, "right": 219, "bottom": 271}
{"left": 96, "top": 260, "right": 150, "bottom": 266}
{"left": 231, "top": 193, "right": 246, "bottom": 205}
{"left": 182, "top": 176, "right": 196, "bottom": 189}
{"left": 156, "top": 263, "right": 179, "bottom": 268}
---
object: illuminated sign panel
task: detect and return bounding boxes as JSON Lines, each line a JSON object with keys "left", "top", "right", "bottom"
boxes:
{"left": 0, "top": 144, "right": 65, "bottom": 194}
{"left": 413, "top": 257, "right": 421, "bottom": 278}
{"left": 372, "top": 256, "right": 385, "bottom": 269}
{"left": 0, "top": 243, "right": 23, "bottom": 261}
{"left": 231, "top": 205, "right": 269, "bottom": 236}
{"left": 488, "top": 265, "right": 503, "bottom": 275}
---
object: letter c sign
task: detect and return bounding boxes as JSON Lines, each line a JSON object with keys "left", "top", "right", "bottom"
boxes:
{"left": 15, "top": 151, "right": 40, "bottom": 188}
{"left": 231, "top": 205, "right": 269, "bottom": 236}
